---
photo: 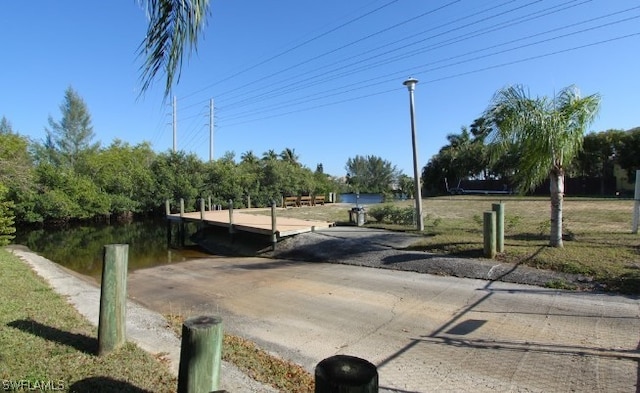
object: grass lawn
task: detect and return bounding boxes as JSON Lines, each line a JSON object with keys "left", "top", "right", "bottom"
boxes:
{"left": 0, "top": 248, "right": 176, "bottom": 393}
{"left": 261, "top": 196, "right": 640, "bottom": 293}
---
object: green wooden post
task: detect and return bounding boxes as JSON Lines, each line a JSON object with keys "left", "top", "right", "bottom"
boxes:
{"left": 177, "top": 315, "right": 223, "bottom": 393}
{"left": 492, "top": 203, "right": 505, "bottom": 253}
{"left": 483, "top": 211, "right": 496, "bottom": 259}
{"left": 98, "top": 244, "right": 128, "bottom": 356}
{"left": 271, "top": 201, "right": 277, "bottom": 251}
{"left": 315, "top": 355, "right": 378, "bottom": 393}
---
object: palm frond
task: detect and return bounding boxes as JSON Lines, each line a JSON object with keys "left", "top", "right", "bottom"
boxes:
{"left": 482, "top": 84, "right": 601, "bottom": 193}
{"left": 138, "top": 0, "right": 211, "bottom": 98}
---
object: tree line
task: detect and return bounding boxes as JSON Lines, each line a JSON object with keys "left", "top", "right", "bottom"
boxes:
{"left": 0, "top": 88, "right": 351, "bottom": 230}
{"left": 423, "top": 115, "right": 640, "bottom": 196}
{"left": 0, "top": 87, "right": 407, "bottom": 236}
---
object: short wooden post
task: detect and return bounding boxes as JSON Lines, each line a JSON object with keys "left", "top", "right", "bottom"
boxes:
{"left": 315, "top": 355, "right": 378, "bottom": 393}
{"left": 98, "top": 244, "right": 128, "bottom": 356}
{"left": 177, "top": 315, "right": 223, "bottom": 393}
{"left": 180, "top": 198, "right": 185, "bottom": 217}
{"left": 200, "top": 198, "right": 205, "bottom": 221}
{"left": 271, "top": 201, "right": 277, "bottom": 251}
{"left": 165, "top": 199, "right": 171, "bottom": 216}
{"left": 280, "top": 195, "right": 284, "bottom": 208}
{"left": 228, "top": 200, "right": 235, "bottom": 236}
{"left": 208, "top": 196, "right": 212, "bottom": 211}
{"left": 633, "top": 170, "right": 640, "bottom": 234}
{"left": 483, "top": 211, "right": 496, "bottom": 259}
{"left": 492, "top": 203, "right": 505, "bottom": 252}
{"left": 247, "top": 194, "right": 251, "bottom": 209}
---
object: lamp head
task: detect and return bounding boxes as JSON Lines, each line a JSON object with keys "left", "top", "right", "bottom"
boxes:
{"left": 403, "top": 77, "right": 418, "bottom": 91}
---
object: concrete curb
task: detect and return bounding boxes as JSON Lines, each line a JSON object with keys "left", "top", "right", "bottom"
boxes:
{"left": 7, "top": 246, "right": 277, "bottom": 393}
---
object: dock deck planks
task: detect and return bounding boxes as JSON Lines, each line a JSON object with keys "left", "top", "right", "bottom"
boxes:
{"left": 166, "top": 210, "right": 334, "bottom": 237}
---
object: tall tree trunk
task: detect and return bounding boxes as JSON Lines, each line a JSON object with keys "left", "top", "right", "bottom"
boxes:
{"left": 549, "top": 170, "right": 564, "bottom": 247}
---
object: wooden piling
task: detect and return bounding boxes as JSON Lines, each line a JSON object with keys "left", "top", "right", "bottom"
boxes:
{"left": 166, "top": 199, "right": 172, "bottom": 248}
{"left": 315, "top": 355, "right": 378, "bottom": 393}
{"left": 492, "top": 203, "right": 505, "bottom": 253}
{"left": 200, "top": 198, "right": 205, "bottom": 221}
{"left": 98, "top": 244, "right": 128, "bottom": 356}
{"left": 179, "top": 198, "right": 186, "bottom": 248}
{"left": 177, "top": 315, "right": 223, "bottom": 393}
{"left": 166, "top": 220, "right": 172, "bottom": 248}
{"left": 483, "top": 211, "right": 497, "bottom": 259}
{"left": 271, "top": 201, "right": 277, "bottom": 251}
{"left": 228, "top": 200, "right": 235, "bottom": 236}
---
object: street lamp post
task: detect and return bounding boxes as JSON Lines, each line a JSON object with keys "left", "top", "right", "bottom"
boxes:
{"left": 403, "top": 78, "right": 424, "bottom": 231}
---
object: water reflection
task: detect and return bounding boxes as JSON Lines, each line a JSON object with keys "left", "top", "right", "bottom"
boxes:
{"left": 13, "top": 218, "right": 211, "bottom": 278}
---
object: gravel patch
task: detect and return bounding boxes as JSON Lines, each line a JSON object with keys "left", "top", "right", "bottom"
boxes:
{"left": 260, "top": 227, "right": 598, "bottom": 291}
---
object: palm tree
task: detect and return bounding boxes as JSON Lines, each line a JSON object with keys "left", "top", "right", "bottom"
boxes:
{"left": 483, "top": 85, "right": 600, "bottom": 247}
{"left": 138, "top": 0, "right": 212, "bottom": 97}
{"left": 240, "top": 150, "right": 258, "bottom": 165}
{"left": 279, "top": 148, "right": 300, "bottom": 166}
{"left": 262, "top": 149, "right": 278, "bottom": 161}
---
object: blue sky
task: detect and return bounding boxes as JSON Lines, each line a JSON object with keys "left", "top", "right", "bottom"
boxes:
{"left": 1, "top": 0, "right": 639, "bottom": 177}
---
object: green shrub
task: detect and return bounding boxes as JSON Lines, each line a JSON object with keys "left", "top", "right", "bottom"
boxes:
{"left": 368, "top": 204, "right": 395, "bottom": 223}
{"left": 368, "top": 205, "right": 414, "bottom": 225}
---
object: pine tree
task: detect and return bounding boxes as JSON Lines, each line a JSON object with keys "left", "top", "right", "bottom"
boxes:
{"left": 45, "top": 86, "right": 99, "bottom": 170}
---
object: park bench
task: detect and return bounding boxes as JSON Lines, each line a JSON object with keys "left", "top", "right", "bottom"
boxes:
{"left": 299, "top": 195, "right": 313, "bottom": 206}
{"left": 313, "top": 195, "right": 325, "bottom": 206}
{"left": 284, "top": 196, "right": 299, "bottom": 208}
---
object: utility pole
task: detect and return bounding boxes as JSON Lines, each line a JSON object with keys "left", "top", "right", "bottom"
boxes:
{"left": 172, "top": 95, "right": 177, "bottom": 152}
{"left": 209, "top": 98, "right": 214, "bottom": 162}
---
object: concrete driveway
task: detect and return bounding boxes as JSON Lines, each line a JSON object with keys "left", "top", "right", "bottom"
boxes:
{"left": 128, "top": 256, "right": 640, "bottom": 392}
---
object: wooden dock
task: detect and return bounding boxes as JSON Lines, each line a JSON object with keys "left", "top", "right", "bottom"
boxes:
{"left": 166, "top": 209, "right": 335, "bottom": 238}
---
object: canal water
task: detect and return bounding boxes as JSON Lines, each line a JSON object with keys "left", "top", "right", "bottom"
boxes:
{"left": 338, "top": 193, "right": 385, "bottom": 205}
{"left": 12, "top": 218, "right": 211, "bottom": 278}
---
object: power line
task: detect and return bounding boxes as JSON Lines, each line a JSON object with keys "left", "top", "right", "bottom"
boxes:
{"left": 178, "top": 0, "right": 402, "bottom": 103}
{"left": 213, "top": 0, "right": 586, "bottom": 113}
{"left": 218, "top": 31, "right": 640, "bottom": 128}
{"left": 216, "top": 7, "right": 639, "bottom": 123}
{"left": 169, "top": 1, "right": 639, "bottom": 151}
